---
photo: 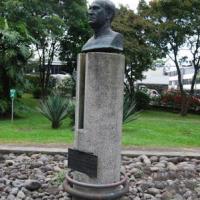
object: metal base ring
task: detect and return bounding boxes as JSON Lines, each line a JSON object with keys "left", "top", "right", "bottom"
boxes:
{"left": 63, "top": 171, "right": 129, "bottom": 200}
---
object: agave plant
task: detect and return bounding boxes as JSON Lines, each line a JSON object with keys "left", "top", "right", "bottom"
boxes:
{"left": 37, "top": 94, "right": 69, "bottom": 129}
{"left": 123, "top": 93, "right": 139, "bottom": 124}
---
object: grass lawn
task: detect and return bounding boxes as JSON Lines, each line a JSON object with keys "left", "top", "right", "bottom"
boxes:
{"left": 123, "top": 110, "right": 200, "bottom": 148}
{"left": 0, "top": 94, "right": 200, "bottom": 148}
{"left": 0, "top": 94, "right": 73, "bottom": 144}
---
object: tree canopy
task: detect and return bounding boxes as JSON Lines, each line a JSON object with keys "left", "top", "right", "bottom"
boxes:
{"left": 113, "top": 6, "right": 160, "bottom": 98}
{"left": 0, "top": 0, "right": 89, "bottom": 115}
{"left": 59, "top": 0, "right": 91, "bottom": 74}
{"left": 0, "top": 16, "right": 32, "bottom": 116}
{"left": 139, "top": 0, "right": 200, "bottom": 115}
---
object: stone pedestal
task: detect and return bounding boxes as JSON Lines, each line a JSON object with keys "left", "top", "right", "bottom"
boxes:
{"left": 65, "top": 52, "right": 127, "bottom": 200}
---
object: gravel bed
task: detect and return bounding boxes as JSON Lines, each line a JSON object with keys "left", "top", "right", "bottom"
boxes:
{"left": 0, "top": 153, "right": 200, "bottom": 200}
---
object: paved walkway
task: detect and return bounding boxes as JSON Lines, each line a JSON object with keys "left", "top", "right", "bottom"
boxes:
{"left": 0, "top": 144, "right": 200, "bottom": 157}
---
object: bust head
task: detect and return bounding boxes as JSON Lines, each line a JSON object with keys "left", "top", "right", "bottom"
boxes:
{"left": 88, "top": 0, "right": 116, "bottom": 29}
{"left": 82, "top": 0, "right": 123, "bottom": 53}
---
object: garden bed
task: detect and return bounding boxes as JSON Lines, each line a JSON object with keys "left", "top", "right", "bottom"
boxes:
{"left": 0, "top": 152, "right": 200, "bottom": 200}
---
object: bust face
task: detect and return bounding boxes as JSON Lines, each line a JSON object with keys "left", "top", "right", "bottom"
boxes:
{"left": 82, "top": 0, "right": 123, "bottom": 52}
{"left": 88, "top": 1, "right": 108, "bottom": 28}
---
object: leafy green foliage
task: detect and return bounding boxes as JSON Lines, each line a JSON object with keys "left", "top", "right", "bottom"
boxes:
{"left": 0, "top": 0, "right": 89, "bottom": 97}
{"left": 21, "top": 1, "right": 66, "bottom": 97}
{"left": 14, "top": 99, "right": 34, "bottom": 116}
{"left": 59, "top": 0, "right": 91, "bottom": 73}
{"left": 1, "top": 96, "right": 200, "bottom": 148}
{"left": 0, "top": 17, "right": 32, "bottom": 116}
{"left": 0, "top": 100, "right": 8, "bottom": 116}
{"left": 25, "top": 74, "right": 40, "bottom": 93}
{"left": 0, "top": 94, "right": 73, "bottom": 144}
{"left": 54, "top": 77, "right": 75, "bottom": 98}
{"left": 135, "top": 91, "right": 150, "bottom": 111}
{"left": 123, "top": 94, "right": 139, "bottom": 124}
{"left": 0, "top": 0, "right": 89, "bottom": 113}
{"left": 32, "top": 87, "right": 43, "bottom": 99}
{"left": 113, "top": 6, "right": 160, "bottom": 97}
{"left": 37, "top": 93, "right": 70, "bottom": 129}
{"left": 50, "top": 170, "right": 66, "bottom": 186}
{"left": 161, "top": 90, "right": 200, "bottom": 112}
{"left": 139, "top": 0, "right": 200, "bottom": 115}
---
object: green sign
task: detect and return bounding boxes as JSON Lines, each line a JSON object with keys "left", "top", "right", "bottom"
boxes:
{"left": 10, "top": 89, "right": 16, "bottom": 98}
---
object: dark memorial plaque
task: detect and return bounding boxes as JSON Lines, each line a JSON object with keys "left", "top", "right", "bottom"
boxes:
{"left": 68, "top": 148, "right": 98, "bottom": 178}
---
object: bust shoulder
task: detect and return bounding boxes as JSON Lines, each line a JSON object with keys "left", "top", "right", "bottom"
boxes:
{"left": 82, "top": 31, "right": 123, "bottom": 53}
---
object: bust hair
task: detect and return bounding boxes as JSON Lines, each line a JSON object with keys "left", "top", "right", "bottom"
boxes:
{"left": 95, "top": 0, "right": 116, "bottom": 21}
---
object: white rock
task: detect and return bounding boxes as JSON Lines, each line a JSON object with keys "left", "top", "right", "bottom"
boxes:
{"left": 17, "top": 191, "right": 25, "bottom": 199}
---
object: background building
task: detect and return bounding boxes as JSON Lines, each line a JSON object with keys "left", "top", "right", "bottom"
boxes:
{"left": 167, "top": 64, "right": 200, "bottom": 94}
{"left": 136, "top": 67, "right": 169, "bottom": 93}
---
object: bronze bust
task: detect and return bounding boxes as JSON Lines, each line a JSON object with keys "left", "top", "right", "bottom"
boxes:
{"left": 82, "top": 0, "right": 123, "bottom": 53}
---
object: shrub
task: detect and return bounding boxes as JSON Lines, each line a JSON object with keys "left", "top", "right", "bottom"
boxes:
{"left": 49, "top": 76, "right": 57, "bottom": 88}
{"left": 37, "top": 93, "right": 70, "bottom": 129}
{"left": 191, "top": 96, "right": 200, "bottom": 111}
{"left": 14, "top": 99, "right": 34, "bottom": 116}
{"left": 25, "top": 75, "right": 40, "bottom": 93}
{"left": 0, "top": 99, "right": 9, "bottom": 116}
{"left": 25, "top": 75, "right": 42, "bottom": 98}
{"left": 161, "top": 90, "right": 200, "bottom": 111}
{"left": 54, "top": 76, "right": 75, "bottom": 97}
{"left": 135, "top": 91, "right": 150, "bottom": 110}
{"left": 0, "top": 97, "right": 32, "bottom": 118}
{"left": 32, "top": 87, "right": 42, "bottom": 99}
{"left": 150, "top": 95, "right": 161, "bottom": 106}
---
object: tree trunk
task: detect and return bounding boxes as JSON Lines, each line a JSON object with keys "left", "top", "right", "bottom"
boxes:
{"left": 181, "top": 67, "right": 199, "bottom": 116}
{"left": 173, "top": 51, "right": 188, "bottom": 116}
{"left": 52, "top": 121, "right": 60, "bottom": 129}
{"left": 180, "top": 94, "right": 190, "bottom": 116}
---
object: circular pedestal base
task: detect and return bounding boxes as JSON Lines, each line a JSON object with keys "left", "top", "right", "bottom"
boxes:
{"left": 63, "top": 172, "right": 129, "bottom": 200}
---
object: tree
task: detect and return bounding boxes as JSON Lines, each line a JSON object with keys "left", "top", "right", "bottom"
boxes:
{"left": 0, "top": 18, "right": 32, "bottom": 116}
{"left": 59, "top": 0, "right": 91, "bottom": 74}
{"left": 112, "top": 6, "right": 160, "bottom": 99}
{"left": 140, "top": 0, "right": 200, "bottom": 115}
{"left": 21, "top": 0, "right": 90, "bottom": 96}
{"left": 20, "top": 0, "right": 67, "bottom": 97}
{"left": 0, "top": 0, "right": 90, "bottom": 116}
{"left": 0, "top": 0, "right": 64, "bottom": 98}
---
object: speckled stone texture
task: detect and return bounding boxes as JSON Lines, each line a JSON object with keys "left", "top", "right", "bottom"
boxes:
{"left": 74, "top": 52, "right": 125, "bottom": 185}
